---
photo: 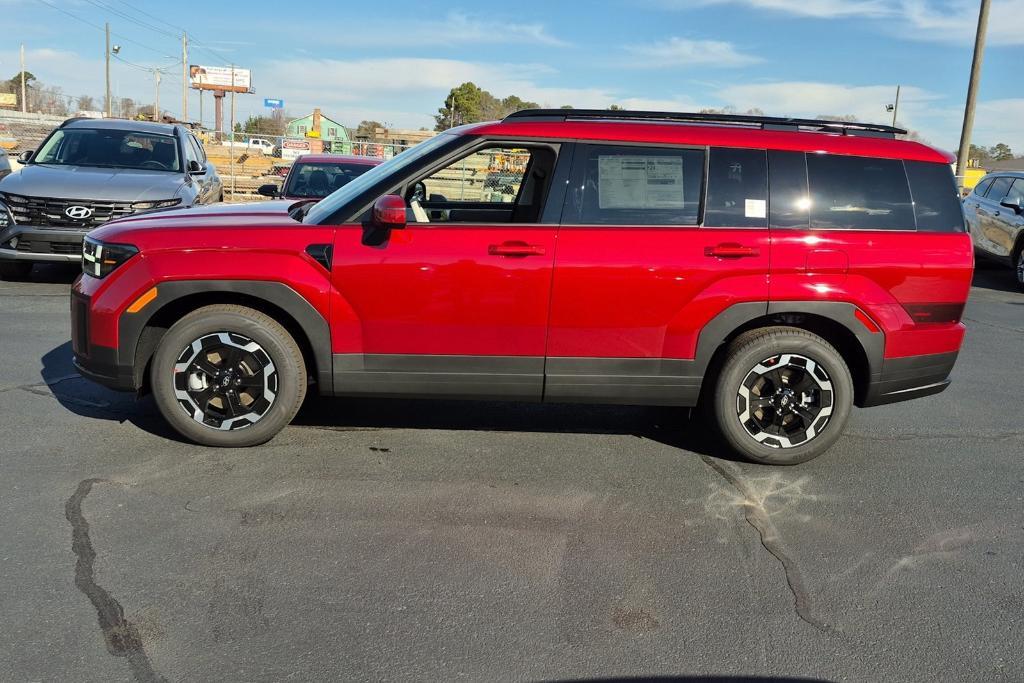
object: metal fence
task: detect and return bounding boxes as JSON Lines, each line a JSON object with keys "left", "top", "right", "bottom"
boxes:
{"left": 209, "top": 131, "right": 414, "bottom": 201}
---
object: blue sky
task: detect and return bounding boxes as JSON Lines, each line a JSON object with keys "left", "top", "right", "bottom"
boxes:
{"left": 2, "top": 0, "right": 1022, "bottom": 151}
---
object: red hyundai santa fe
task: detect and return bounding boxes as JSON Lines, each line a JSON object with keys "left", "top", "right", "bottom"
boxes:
{"left": 71, "top": 109, "right": 972, "bottom": 464}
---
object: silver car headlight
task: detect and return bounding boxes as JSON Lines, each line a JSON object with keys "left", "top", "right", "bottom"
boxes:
{"left": 0, "top": 201, "right": 12, "bottom": 229}
{"left": 131, "top": 198, "right": 182, "bottom": 211}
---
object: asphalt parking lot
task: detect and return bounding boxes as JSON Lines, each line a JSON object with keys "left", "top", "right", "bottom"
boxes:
{"left": 1, "top": 264, "right": 1022, "bottom": 683}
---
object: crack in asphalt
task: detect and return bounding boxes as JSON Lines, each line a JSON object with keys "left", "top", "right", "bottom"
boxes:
{"left": 700, "top": 456, "right": 833, "bottom": 635}
{"left": 66, "top": 479, "right": 167, "bottom": 683}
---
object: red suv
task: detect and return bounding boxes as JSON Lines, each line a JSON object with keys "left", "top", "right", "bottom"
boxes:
{"left": 71, "top": 110, "right": 972, "bottom": 464}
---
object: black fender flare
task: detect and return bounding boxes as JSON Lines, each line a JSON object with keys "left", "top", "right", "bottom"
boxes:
{"left": 118, "top": 280, "right": 332, "bottom": 392}
{"left": 691, "top": 300, "right": 884, "bottom": 394}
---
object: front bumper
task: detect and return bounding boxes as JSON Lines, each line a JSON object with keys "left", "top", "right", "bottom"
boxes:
{"left": 861, "top": 351, "right": 958, "bottom": 407}
{"left": 0, "top": 223, "right": 86, "bottom": 262}
{"left": 71, "top": 290, "right": 136, "bottom": 392}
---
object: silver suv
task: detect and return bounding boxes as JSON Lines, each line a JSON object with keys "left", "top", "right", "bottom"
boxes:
{"left": 0, "top": 118, "right": 223, "bottom": 280}
{"left": 964, "top": 171, "right": 1024, "bottom": 289}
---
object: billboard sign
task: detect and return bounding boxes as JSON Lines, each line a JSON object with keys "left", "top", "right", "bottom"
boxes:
{"left": 189, "top": 65, "right": 252, "bottom": 94}
{"left": 264, "top": 98, "right": 284, "bottom": 109}
{"left": 0, "top": 93, "right": 16, "bottom": 107}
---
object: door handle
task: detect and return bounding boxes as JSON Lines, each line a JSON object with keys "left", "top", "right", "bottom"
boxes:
{"left": 488, "top": 241, "right": 546, "bottom": 257}
{"left": 704, "top": 243, "right": 760, "bottom": 259}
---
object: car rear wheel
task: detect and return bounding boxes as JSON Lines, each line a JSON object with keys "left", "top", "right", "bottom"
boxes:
{"left": 0, "top": 261, "right": 33, "bottom": 281}
{"left": 151, "top": 304, "right": 306, "bottom": 447}
{"left": 712, "top": 327, "right": 853, "bottom": 465}
{"left": 1015, "top": 249, "right": 1024, "bottom": 290}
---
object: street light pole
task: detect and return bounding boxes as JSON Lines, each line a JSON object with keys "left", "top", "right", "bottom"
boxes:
{"left": 20, "top": 44, "right": 26, "bottom": 113}
{"left": 105, "top": 22, "right": 111, "bottom": 117}
{"left": 956, "top": 0, "right": 991, "bottom": 180}
{"left": 154, "top": 70, "right": 161, "bottom": 121}
{"left": 891, "top": 85, "right": 900, "bottom": 128}
{"left": 181, "top": 31, "right": 188, "bottom": 121}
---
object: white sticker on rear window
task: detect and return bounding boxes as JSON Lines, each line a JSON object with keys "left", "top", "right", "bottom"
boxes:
{"left": 598, "top": 155, "right": 684, "bottom": 209}
{"left": 745, "top": 198, "right": 767, "bottom": 218}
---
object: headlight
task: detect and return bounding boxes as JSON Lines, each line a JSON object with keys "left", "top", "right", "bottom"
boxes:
{"left": 131, "top": 198, "right": 181, "bottom": 211}
{"left": 0, "top": 202, "right": 11, "bottom": 229}
{"left": 82, "top": 236, "right": 138, "bottom": 278}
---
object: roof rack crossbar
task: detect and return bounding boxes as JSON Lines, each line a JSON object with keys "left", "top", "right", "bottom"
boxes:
{"left": 502, "top": 109, "right": 907, "bottom": 137}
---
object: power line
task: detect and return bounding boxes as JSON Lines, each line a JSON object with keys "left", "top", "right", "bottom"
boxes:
{"left": 35, "top": 0, "right": 178, "bottom": 60}
{"left": 108, "top": 0, "right": 234, "bottom": 65}
{"left": 81, "top": 0, "right": 179, "bottom": 39}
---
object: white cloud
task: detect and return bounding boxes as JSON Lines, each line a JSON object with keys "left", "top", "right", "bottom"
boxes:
{"left": 322, "top": 11, "right": 568, "bottom": 48}
{"left": 713, "top": 80, "right": 937, "bottom": 122}
{"left": 898, "top": 0, "right": 1024, "bottom": 46}
{"left": 679, "top": 0, "right": 895, "bottom": 18}
{"left": 625, "top": 37, "right": 761, "bottom": 68}
{"left": 973, "top": 99, "right": 1024, "bottom": 152}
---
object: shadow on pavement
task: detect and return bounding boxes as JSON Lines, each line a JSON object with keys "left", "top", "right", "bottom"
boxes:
{"left": 971, "top": 263, "right": 1021, "bottom": 294}
{"left": 40, "top": 340, "right": 732, "bottom": 458}
{"left": 547, "top": 678, "right": 832, "bottom": 682}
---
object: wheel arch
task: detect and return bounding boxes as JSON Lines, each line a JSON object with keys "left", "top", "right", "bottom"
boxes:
{"left": 693, "top": 301, "right": 882, "bottom": 407}
{"left": 119, "top": 281, "right": 332, "bottom": 394}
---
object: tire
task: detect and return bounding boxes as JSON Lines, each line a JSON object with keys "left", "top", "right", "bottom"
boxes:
{"left": 1015, "top": 249, "right": 1024, "bottom": 291}
{"left": 0, "top": 261, "right": 33, "bottom": 281}
{"left": 150, "top": 304, "right": 306, "bottom": 447}
{"left": 712, "top": 327, "right": 853, "bottom": 465}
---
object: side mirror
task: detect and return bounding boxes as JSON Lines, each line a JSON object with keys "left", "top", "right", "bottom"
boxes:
{"left": 188, "top": 159, "right": 206, "bottom": 174}
{"left": 17, "top": 150, "right": 32, "bottom": 164}
{"left": 257, "top": 184, "right": 279, "bottom": 198}
{"left": 372, "top": 194, "right": 407, "bottom": 230}
{"left": 1000, "top": 197, "right": 1024, "bottom": 214}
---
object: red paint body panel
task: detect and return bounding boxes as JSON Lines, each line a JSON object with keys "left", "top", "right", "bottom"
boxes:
{"left": 329, "top": 224, "right": 555, "bottom": 356}
{"left": 76, "top": 203, "right": 334, "bottom": 351}
{"left": 769, "top": 231, "right": 974, "bottom": 358}
{"left": 547, "top": 226, "right": 770, "bottom": 359}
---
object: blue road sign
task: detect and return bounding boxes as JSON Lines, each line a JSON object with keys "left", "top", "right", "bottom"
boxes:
{"left": 264, "top": 98, "right": 284, "bottom": 109}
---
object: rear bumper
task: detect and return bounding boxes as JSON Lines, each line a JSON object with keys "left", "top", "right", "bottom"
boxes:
{"left": 861, "top": 351, "right": 958, "bottom": 407}
{"left": 0, "top": 224, "right": 86, "bottom": 262}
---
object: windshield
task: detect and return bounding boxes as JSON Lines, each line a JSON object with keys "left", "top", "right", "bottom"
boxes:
{"left": 305, "top": 133, "right": 455, "bottom": 224}
{"left": 285, "top": 162, "right": 378, "bottom": 198}
{"left": 33, "top": 128, "right": 181, "bottom": 172}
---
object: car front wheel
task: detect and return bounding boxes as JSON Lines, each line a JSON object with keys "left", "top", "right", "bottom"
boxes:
{"left": 713, "top": 327, "right": 853, "bottom": 465}
{"left": 150, "top": 304, "right": 307, "bottom": 447}
{"left": 1015, "top": 249, "right": 1024, "bottom": 290}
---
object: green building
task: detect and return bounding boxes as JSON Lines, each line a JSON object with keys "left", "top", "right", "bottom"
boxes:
{"left": 286, "top": 109, "right": 351, "bottom": 154}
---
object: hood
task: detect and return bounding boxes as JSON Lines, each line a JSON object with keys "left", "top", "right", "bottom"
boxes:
{"left": 90, "top": 200, "right": 305, "bottom": 241}
{"left": 0, "top": 163, "right": 185, "bottom": 201}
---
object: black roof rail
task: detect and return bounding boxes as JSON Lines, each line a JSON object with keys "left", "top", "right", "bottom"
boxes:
{"left": 502, "top": 109, "right": 907, "bottom": 138}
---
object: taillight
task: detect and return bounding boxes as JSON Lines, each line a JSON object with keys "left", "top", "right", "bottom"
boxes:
{"left": 901, "top": 303, "right": 965, "bottom": 325}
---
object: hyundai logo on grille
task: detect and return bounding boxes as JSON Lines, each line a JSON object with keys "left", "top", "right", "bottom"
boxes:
{"left": 65, "top": 205, "right": 94, "bottom": 220}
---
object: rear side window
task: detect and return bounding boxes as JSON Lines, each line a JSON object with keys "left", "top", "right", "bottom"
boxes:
{"left": 905, "top": 161, "right": 966, "bottom": 233}
{"left": 986, "top": 176, "right": 1014, "bottom": 202}
{"left": 1007, "top": 179, "right": 1024, "bottom": 205}
{"left": 806, "top": 154, "right": 915, "bottom": 230}
{"left": 570, "top": 144, "right": 704, "bottom": 225}
{"left": 973, "top": 177, "right": 994, "bottom": 197}
{"left": 768, "top": 150, "right": 810, "bottom": 229}
{"left": 704, "top": 148, "right": 768, "bottom": 228}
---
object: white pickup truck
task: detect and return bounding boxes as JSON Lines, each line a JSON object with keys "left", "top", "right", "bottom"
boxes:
{"left": 235, "top": 137, "right": 277, "bottom": 155}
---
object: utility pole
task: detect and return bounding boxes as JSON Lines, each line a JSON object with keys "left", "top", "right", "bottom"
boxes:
{"left": 956, "top": 0, "right": 991, "bottom": 180}
{"left": 181, "top": 31, "right": 188, "bottom": 121}
{"left": 229, "top": 65, "right": 236, "bottom": 200}
{"left": 20, "top": 44, "right": 26, "bottom": 113}
{"left": 891, "top": 85, "right": 900, "bottom": 128}
{"left": 199, "top": 90, "right": 203, "bottom": 129}
{"left": 154, "top": 70, "right": 161, "bottom": 121}
{"left": 105, "top": 22, "right": 111, "bottom": 117}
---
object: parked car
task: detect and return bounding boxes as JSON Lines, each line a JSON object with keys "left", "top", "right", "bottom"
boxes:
{"left": 963, "top": 171, "right": 1024, "bottom": 289}
{"left": 240, "top": 137, "right": 277, "bottom": 155}
{"left": 71, "top": 109, "right": 972, "bottom": 464}
{"left": 0, "top": 118, "right": 222, "bottom": 280}
{"left": 258, "top": 154, "right": 382, "bottom": 200}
